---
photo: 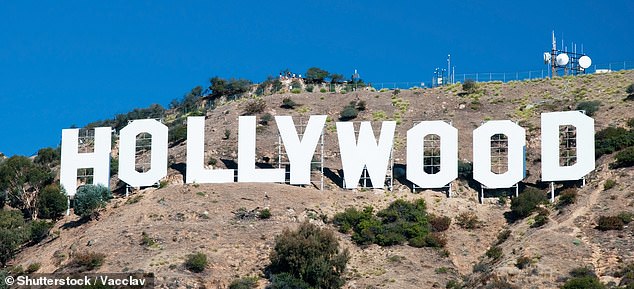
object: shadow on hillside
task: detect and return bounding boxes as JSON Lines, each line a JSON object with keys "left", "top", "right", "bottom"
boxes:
{"left": 170, "top": 162, "right": 187, "bottom": 181}
{"left": 323, "top": 168, "right": 344, "bottom": 188}
{"left": 61, "top": 217, "right": 89, "bottom": 229}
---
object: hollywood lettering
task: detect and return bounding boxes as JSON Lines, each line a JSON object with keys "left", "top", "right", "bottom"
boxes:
{"left": 60, "top": 111, "right": 594, "bottom": 196}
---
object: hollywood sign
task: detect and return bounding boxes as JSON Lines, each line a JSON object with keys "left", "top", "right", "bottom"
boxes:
{"left": 60, "top": 111, "right": 594, "bottom": 196}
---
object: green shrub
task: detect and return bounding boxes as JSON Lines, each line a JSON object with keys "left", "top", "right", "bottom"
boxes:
{"left": 486, "top": 246, "right": 503, "bottom": 261}
{"left": 0, "top": 210, "right": 30, "bottom": 266}
{"left": 429, "top": 215, "right": 451, "bottom": 232}
{"left": 516, "top": 256, "right": 531, "bottom": 269}
{"left": 557, "top": 188, "right": 577, "bottom": 207}
{"left": 618, "top": 211, "right": 633, "bottom": 224}
{"left": 496, "top": 229, "right": 511, "bottom": 245}
{"left": 268, "top": 272, "right": 312, "bottom": 289}
{"left": 305, "top": 85, "right": 314, "bottom": 92}
{"left": 185, "top": 252, "right": 208, "bottom": 273}
{"left": 596, "top": 215, "right": 624, "bottom": 231}
{"left": 281, "top": 97, "right": 298, "bottom": 109}
{"left": 613, "top": 146, "right": 634, "bottom": 168}
{"left": 455, "top": 212, "right": 480, "bottom": 229}
{"left": 595, "top": 127, "right": 634, "bottom": 158}
{"left": 457, "top": 160, "right": 473, "bottom": 180}
{"left": 333, "top": 200, "right": 435, "bottom": 248}
{"left": 229, "top": 276, "right": 258, "bottom": 289}
{"left": 603, "top": 179, "right": 616, "bottom": 190}
{"left": 243, "top": 99, "right": 266, "bottom": 115}
{"left": 511, "top": 188, "right": 547, "bottom": 219}
{"left": 37, "top": 184, "right": 67, "bottom": 220}
{"left": 626, "top": 83, "right": 634, "bottom": 97}
{"left": 70, "top": 252, "right": 106, "bottom": 271}
{"left": 0, "top": 191, "right": 5, "bottom": 208}
{"left": 259, "top": 113, "right": 273, "bottom": 125}
{"left": 356, "top": 100, "right": 367, "bottom": 111}
{"left": 268, "top": 222, "right": 349, "bottom": 289}
{"left": 462, "top": 79, "right": 477, "bottom": 94}
{"left": 628, "top": 118, "right": 634, "bottom": 128}
{"left": 561, "top": 276, "right": 606, "bottom": 289}
{"left": 576, "top": 100, "right": 601, "bottom": 116}
{"left": 258, "top": 208, "right": 271, "bottom": 219}
{"left": 26, "top": 263, "right": 41, "bottom": 273}
{"left": 339, "top": 104, "right": 359, "bottom": 121}
{"left": 532, "top": 214, "right": 548, "bottom": 228}
{"left": 29, "top": 220, "right": 53, "bottom": 243}
{"left": 291, "top": 88, "right": 301, "bottom": 94}
{"left": 168, "top": 123, "right": 187, "bottom": 144}
{"left": 223, "top": 129, "right": 231, "bottom": 140}
{"left": 320, "top": 88, "right": 327, "bottom": 93}
{"left": 73, "top": 184, "right": 112, "bottom": 219}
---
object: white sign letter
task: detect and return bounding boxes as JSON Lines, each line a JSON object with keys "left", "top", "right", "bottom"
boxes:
{"left": 541, "top": 111, "right": 595, "bottom": 181}
{"left": 276, "top": 115, "right": 327, "bottom": 184}
{"left": 473, "top": 120, "right": 526, "bottom": 188}
{"left": 238, "top": 116, "right": 285, "bottom": 182}
{"left": 118, "top": 119, "right": 168, "bottom": 187}
{"left": 60, "top": 127, "right": 112, "bottom": 196}
{"left": 407, "top": 121, "right": 458, "bottom": 188}
{"left": 337, "top": 121, "right": 396, "bottom": 189}
{"left": 186, "top": 116, "right": 235, "bottom": 183}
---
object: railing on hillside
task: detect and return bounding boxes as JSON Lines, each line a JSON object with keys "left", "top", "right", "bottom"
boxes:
{"left": 368, "top": 60, "right": 633, "bottom": 90}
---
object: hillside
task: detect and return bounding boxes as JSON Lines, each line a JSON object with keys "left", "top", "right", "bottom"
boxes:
{"left": 9, "top": 70, "right": 634, "bottom": 289}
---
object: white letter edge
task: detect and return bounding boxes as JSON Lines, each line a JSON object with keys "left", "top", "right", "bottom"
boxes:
{"left": 118, "top": 119, "right": 168, "bottom": 187}
{"left": 473, "top": 120, "right": 526, "bottom": 188}
{"left": 407, "top": 121, "right": 458, "bottom": 188}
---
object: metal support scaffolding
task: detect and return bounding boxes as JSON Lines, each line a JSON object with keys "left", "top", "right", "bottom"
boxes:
{"left": 277, "top": 117, "right": 325, "bottom": 190}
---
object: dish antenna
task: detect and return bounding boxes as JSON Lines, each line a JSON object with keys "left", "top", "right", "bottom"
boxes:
{"left": 578, "top": 55, "right": 592, "bottom": 69}
{"left": 556, "top": 53, "right": 569, "bottom": 66}
{"left": 543, "top": 52, "right": 551, "bottom": 64}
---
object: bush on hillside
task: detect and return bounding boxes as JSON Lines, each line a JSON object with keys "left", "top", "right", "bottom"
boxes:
{"left": 185, "top": 252, "right": 208, "bottom": 273}
{"left": 268, "top": 222, "right": 349, "bottom": 289}
{"left": 626, "top": 83, "right": 634, "bottom": 99}
{"left": 429, "top": 215, "right": 451, "bottom": 232}
{"left": 73, "top": 184, "right": 112, "bottom": 219}
{"left": 557, "top": 188, "right": 578, "bottom": 208}
{"left": 0, "top": 210, "right": 30, "bottom": 266}
{"left": 37, "top": 184, "right": 67, "bottom": 220}
{"left": 594, "top": 126, "right": 634, "bottom": 158}
{"left": 243, "top": 99, "right": 266, "bottom": 115}
{"left": 339, "top": 103, "right": 359, "bottom": 121}
{"left": 281, "top": 98, "right": 298, "bottom": 109}
{"left": 596, "top": 215, "right": 624, "bottom": 231}
{"left": 576, "top": 101, "right": 601, "bottom": 117}
{"left": 69, "top": 252, "right": 106, "bottom": 271}
{"left": 462, "top": 79, "right": 477, "bottom": 94}
{"left": 612, "top": 146, "right": 634, "bottom": 168}
{"left": 455, "top": 212, "right": 481, "bottom": 229}
{"left": 229, "top": 276, "right": 258, "bottom": 289}
{"left": 29, "top": 220, "right": 53, "bottom": 244}
{"left": 259, "top": 113, "right": 273, "bottom": 125}
{"left": 510, "top": 188, "right": 547, "bottom": 219}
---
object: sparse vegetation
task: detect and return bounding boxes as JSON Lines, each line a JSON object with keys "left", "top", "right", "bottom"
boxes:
{"left": 462, "top": 79, "right": 477, "bottom": 94}
{"left": 243, "top": 99, "right": 266, "bottom": 115}
{"left": 485, "top": 246, "right": 503, "bottom": 261}
{"left": 73, "top": 184, "right": 112, "bottom": 219}
{"left": 229, "top": 276, "right": 258, "bottom": 289}
{"left": 596, "top": 215, "right": 625, "bottom": 231}
{"left": 260, "top": 113, "right": 273, "bottom": 125}
{"left": 185, "top": 252, "right": 208, "bottom": 273}
{"left": 339, "top": 102, "right": 359, "bottom": 121}
{"left": 268, "top": 222, "right": 349, "bottom": 289}
{"left": 455, "top": 212, "right": 481, "bottom": 229}
{"left": 510, "top": 188, "right": 547, "bottom": 219}
{"left": 429, "top": 215, "right": 451, "bottom": 232}
{"left": 612, "top": 146, "right": 634, "bottom": 168}
{"left": 516, "top": 256, "right": 531, "bottom": 269}
{"left": 575, "top": 100, "right": 601, "bottom": 116}
{"left": 603, "top": 179, "right": 616, "bottom": 190}
{"left": 558, "top": 188, "right": 578, "bottom": 208}
{"left": 495, "top": 229, "right": 511, "bottom": 245}
{"left": 281, "top": 97, "right": 298, "bottom": 109}
{"left": 69, "top": 252, "right": 106, "bottom": 271}
{"left": 258, "top": 208, "right": 272, "bottom": 219}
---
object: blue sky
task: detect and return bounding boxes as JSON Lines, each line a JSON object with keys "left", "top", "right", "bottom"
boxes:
{"left": 1, "top": 1, "right": 632, "bottom": 156}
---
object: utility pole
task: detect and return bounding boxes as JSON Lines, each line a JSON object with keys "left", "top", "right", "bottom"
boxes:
{"left": 447, "top": 54, "right": 451, "bottom": 84}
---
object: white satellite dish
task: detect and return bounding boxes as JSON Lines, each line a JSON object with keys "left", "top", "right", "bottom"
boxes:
{"left": 556, "top": 53, "right": 569, "bottom": 66}
{"left": 543, "top": 52, "right": 551, "bottom": 63}
{"left": 578, "top": 55, "right": 592, "bottom": 69}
